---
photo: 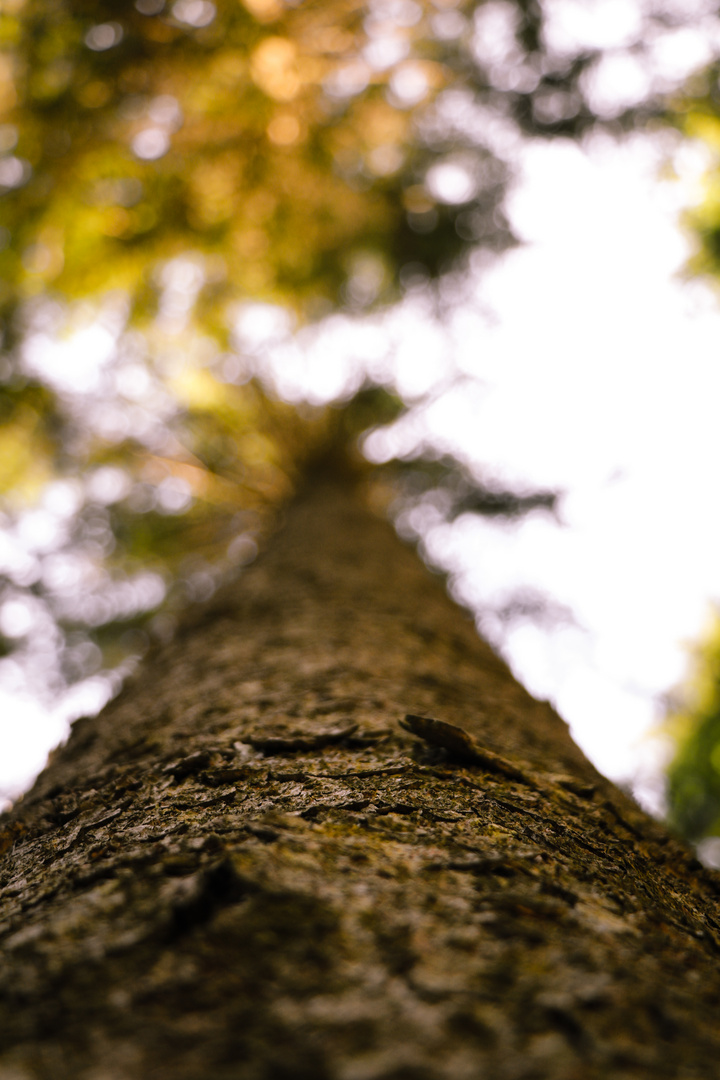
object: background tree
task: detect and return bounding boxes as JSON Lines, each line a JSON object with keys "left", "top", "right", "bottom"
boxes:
{"left": 665, "top": 611, "right": 720, "bottom": 844}
{"left": 647, "top": 59, "right": 720, "bottom": 849}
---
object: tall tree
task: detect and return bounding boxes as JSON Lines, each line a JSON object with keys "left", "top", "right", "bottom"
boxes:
{"left": 0, "top": 0, "right": 699, "bottom": 739}
{"left": 2, "top": 463, "right": 720, "bottom": 1077}
{"left": 3, "top": 3, "right": 720, "bottom": 1070}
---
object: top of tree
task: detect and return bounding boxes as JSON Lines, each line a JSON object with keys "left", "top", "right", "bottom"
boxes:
{"left": 0, "top": 0, "right": 681, "bottom": 331}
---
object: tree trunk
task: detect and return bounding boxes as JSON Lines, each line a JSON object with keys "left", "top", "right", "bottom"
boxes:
{"left": 1, "top": 475, "right": 719, "bottom": 1080}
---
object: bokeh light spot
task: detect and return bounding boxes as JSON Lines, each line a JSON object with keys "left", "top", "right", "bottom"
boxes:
{"left": 85, "top": 23, "right": 124, "bottom": 51}
{"left": 0, "top": 599, "right": 35, "bottom": 638}
{"left": 267, "top": 114, "right": 300, "bottom": 145}
{"left": 425, "top": 160, "right": 478, "bottom": 204}
{"left": 388, "top": 63, "right": 429, "bottom": 106}
{"left": 172, "top": 0, "right": 216, "bottom": 27}
{"left": 132, "top": 128, "right": 171, "bottom": 160}
{"left": 157, "top": 476, "right": 193, "bottom": 515}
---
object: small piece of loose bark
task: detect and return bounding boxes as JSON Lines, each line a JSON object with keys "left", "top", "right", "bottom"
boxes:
{"left": 399, "top": 714, "right": 534, "bottom": 785}
{"left": 243, "top": 723, "right": 359, "bottom": 755}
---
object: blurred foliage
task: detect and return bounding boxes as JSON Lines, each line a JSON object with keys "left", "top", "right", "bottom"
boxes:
{"left": 669, "top": 67, "right": 720, "bottom": 281}
{"left": 0, "top": 0, "right": 677, "bottom": 333}
{"left": 659, "top": 55, "right": 720, "bottom": 840}
{"left": 1, "top": 0, "right": 522, "bottom": 328}
{"left": 666, "top": 613, "right": 720, "bottom": 841}
{"left": 0, "top": 0, "right": 697, "bottom": 708}
{"left": 386, "top": 451, "right": 558, "bottom": 520}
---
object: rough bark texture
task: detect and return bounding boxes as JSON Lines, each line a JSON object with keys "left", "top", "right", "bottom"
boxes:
{"left": 2, "top": 476, "right": 720, "bottom": 1079}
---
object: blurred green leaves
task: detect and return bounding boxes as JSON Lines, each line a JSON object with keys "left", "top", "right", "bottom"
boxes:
{"left": 669, "top": 77, "right": 720, "bottom": 282}
{"left": 666, "top": 614, "right": 720, "bottom": 841}
{"left": 656, "top": 50, "right": 720, "bottom": 844}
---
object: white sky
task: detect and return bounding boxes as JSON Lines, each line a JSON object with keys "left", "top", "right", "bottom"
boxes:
{"left": 388, "top": 131, "right": 720, "bottom": 812}
{"left": 2, "top": 126, "right": 720, "bottom": 818}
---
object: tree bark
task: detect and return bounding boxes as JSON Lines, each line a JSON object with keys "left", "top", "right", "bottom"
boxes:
{"left": 1, "top": 476, "right": 719, "bottom": 1079}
